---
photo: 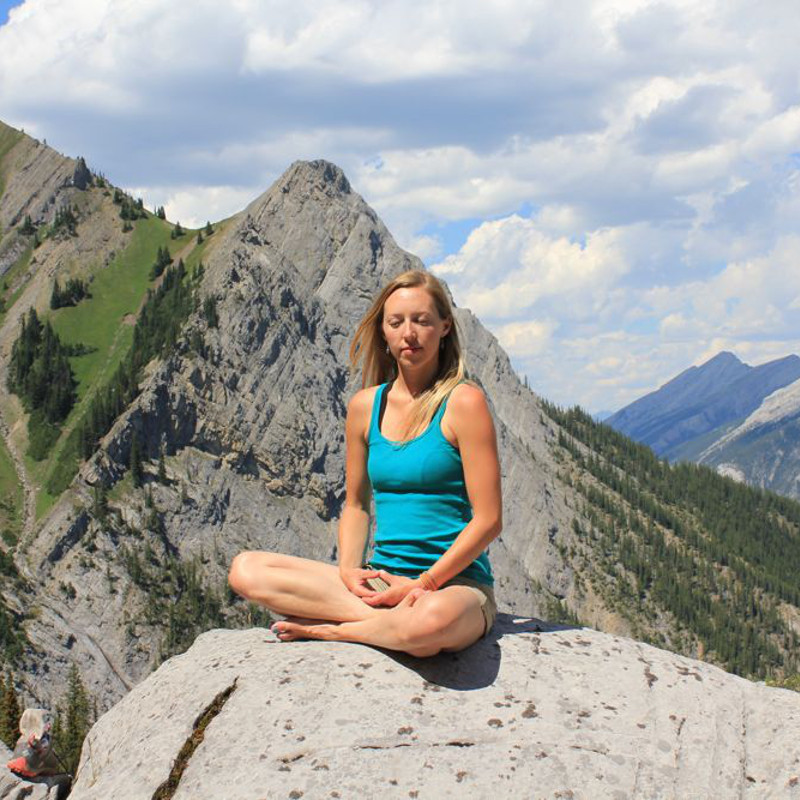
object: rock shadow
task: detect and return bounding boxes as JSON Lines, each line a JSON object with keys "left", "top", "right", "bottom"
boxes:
{"left": 387, "top": 613, "right": 581, "bottom": 691}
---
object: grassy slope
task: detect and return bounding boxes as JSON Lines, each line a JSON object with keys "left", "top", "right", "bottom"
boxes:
{"left": 31, "top": 217, "right": 196, "bottom": 516}
{"left": 0, "top": 434, "right": 23, "bottom": 544}
{"left": 0, "top": 242, "right": 34, "bottom": 320}
{"left": 0, "top": 124, "right": 27, "bottom": 536}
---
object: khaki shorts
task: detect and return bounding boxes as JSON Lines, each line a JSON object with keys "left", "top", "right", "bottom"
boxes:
{"left": 366, "top": 567, "right": 497, "bottom": 637}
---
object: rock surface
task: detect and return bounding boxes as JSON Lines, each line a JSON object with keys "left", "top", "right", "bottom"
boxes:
{"left": 70, "top": 624, "right": 800, "bottom": 800}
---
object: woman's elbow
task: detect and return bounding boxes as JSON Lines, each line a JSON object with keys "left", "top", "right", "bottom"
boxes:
{"left": 491, "top": 515, "right": 503, "bottom": 540}
{"left": 478, "top": 512, "right": 502, "bottom": 541}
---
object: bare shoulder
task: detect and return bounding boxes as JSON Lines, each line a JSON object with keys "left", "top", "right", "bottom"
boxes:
{"left": 447, "top": 382, "right": 490, "bottom": 415}
{"left": 442, "top": 383, "right": 495, "bottom": 446}
{"left": 348, "top": 386, "right": 379, "bottom": 414}
{"left": 346, "top": 386, "right": 380, "bottom": 438}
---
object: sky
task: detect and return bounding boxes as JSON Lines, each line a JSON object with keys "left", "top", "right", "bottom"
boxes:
{"left": 1, "top": 0, "right": 799, "bottom": 413}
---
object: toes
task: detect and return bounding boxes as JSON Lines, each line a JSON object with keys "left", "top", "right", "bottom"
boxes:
{"left": 271, "top": 622, "right": 296, "bottom": 641}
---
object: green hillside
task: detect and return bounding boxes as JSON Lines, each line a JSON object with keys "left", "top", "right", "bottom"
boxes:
{"left": 33, "top": 220, "right": 203, "bottom": 514}
{"left": 0, "top": 436, "right": 23, "bottom": 546}
{"left": 545, "top": 402, "right": 800, "bottom": 680}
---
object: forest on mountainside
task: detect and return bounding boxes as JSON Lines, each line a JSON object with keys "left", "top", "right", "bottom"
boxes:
{"left": 544, "top": 402, "right": 800, "bottom": 679}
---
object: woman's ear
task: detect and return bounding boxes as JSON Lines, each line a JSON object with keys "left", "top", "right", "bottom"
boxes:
{"left": 442, "top": 317, "right": 452, "bottom": 337}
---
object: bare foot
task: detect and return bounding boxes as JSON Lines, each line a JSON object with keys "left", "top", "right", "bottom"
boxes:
{"left": 271, "top": 620, "right": 341, "bottom": 642}
{"left": 283, "top": 615, "right": 330, "bottom": 626}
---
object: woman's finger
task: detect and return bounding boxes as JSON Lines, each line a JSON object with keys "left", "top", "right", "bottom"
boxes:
{"left": 358, "top": 570, "right": 380, "bottom": 579}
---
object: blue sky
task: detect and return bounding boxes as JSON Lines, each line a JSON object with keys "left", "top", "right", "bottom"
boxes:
{"left": 0, "top": 1, "right": 21, "bottom": 24}
{"left": 2, "top": 0, "right": 800, "bottom": 413}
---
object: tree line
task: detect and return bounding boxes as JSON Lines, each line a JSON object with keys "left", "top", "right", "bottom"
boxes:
{"left": 544, "top": 401, "right": 800, "bottom": 679}
{"left": 7, "top": 309, "right": 77, "bottom": 460}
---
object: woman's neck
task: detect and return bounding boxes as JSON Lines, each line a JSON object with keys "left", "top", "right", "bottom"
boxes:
{"left": 393, "top": 361, "right": 439, "bottom": 399}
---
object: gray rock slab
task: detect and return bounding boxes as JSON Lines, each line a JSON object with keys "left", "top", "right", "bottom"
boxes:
{"left": 70, "top": 620, "right": 800, "bottom": 800}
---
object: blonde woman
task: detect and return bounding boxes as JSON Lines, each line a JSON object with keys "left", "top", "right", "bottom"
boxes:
{"left": 228, "top": 270, "right": 502, "bottom": 656}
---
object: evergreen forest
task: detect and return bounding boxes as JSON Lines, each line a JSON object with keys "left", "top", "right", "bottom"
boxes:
{"left": 543, "top": 402, "right": 800, "bottom": 679}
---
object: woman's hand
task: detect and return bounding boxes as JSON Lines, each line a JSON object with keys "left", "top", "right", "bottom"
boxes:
{"left": 339, "top": 566, "right": 382, "bottom": 599}
{"left": 361, "top": 571, "right": 426, "bottom": 607}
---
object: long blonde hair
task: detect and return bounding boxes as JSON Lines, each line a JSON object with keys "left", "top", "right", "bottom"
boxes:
{"left": 350, "top": 269, "right": 465, "bottom": 441}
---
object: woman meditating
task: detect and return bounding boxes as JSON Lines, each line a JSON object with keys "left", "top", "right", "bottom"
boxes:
{"left": 228, "top": 269, "right": 502, "bottom": 657}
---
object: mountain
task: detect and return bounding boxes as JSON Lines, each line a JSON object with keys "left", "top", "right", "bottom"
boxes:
{"left": 697, "top": 376, "right": 800, "bottom": 498}
{"left": 0, "top": 120, "right": 799, "bottom": 717}
{"left": 606, "top": 351, "right": 800, "bottom": 461}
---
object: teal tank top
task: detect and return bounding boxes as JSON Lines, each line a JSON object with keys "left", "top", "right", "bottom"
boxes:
{"left": 366, "top": 382, "right": 494, "bottom": 586}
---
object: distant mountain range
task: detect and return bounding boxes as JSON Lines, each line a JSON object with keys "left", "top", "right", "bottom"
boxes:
{"left": 606, "top": 351, "right": 800, "bottom": 498}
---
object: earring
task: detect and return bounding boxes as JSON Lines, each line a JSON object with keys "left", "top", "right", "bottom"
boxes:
{"left": 439, "top": 338, "right": 446, "bottom": 351}
{"left": 385, "top": 344, "right": 390, "bottom": 354}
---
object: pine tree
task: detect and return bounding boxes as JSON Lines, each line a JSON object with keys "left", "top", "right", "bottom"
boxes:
{"left": 92, "top": 485, "right": 108, "bottom": 521}
{"left": 129, "top": 433, "right": 144, "bottom": 488}
{"left": 204, "top": 220, "right": 213, "bottom": 236}
{"left": 19, "top": 215, "right": 36, "bottom": 236}
{"left": 0, "top": 670, "right": 21, "bottom": 748}
{"left": 156, "top": 206, "right": 166, "bottom": 220}
{"left": 53, "top": 664, "right": 91, "bottom": 775}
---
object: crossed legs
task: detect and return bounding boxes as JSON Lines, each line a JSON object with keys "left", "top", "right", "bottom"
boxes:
{"left": 228, "top": 551, "right": 486, "bottom": 657}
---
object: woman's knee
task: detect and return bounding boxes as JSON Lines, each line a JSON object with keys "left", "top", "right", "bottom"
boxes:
{"left": 402, "top": 596, "right": 456, "bottom": 649}
{"left": 228, "top": 550, "right": 276, "bottom": 599}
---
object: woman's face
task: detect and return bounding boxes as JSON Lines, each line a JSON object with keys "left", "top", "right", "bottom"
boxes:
{"left": 381, "top": 286, "right": 451, "bottom": 369}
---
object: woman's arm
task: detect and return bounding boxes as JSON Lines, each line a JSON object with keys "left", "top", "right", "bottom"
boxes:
{"left": 338, "top": 389, "right": 381, "bottom": 597}
{"left": 363, "top": 383, "right": 502, "bottom": 606}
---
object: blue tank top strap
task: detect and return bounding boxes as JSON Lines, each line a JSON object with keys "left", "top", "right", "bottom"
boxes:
{"left": 433, "top": 390, "right": 451, "bottom": 423}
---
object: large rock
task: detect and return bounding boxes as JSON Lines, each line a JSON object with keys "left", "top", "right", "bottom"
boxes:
{"left": 70, "top": 623, "right": 800, "bottom": 799}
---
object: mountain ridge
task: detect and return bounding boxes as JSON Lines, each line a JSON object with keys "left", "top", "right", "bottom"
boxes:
{"left": 607, "top": 351, "right": 800, "bottom": 461}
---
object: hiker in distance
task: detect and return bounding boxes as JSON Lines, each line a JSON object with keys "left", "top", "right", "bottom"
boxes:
{"left": 228, "top": 269, "right": 501, "bottom": 657}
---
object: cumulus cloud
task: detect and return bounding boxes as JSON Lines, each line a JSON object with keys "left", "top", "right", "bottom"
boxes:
{"left": 1, "top": 0, "right": 800, "bottom": 410}
{"left": 432, "top": 215, "right": 629, "bottom": 322}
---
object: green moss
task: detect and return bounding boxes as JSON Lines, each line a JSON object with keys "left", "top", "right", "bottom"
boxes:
{"left": 152, "top": 681, "right": 238, "bottom": 800}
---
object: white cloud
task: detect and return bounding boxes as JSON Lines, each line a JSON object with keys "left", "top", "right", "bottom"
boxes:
{"left": 125, "top": 184, "right": 257, "bottom": 229}
{"left": 494, "top": 318, "right": 558, "bottom": 358}
{"left": 432, "top": 215, "right": 629, "bottom": 321}
{"left": 2, "top": 0, "right": 800, "bottom": 410}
